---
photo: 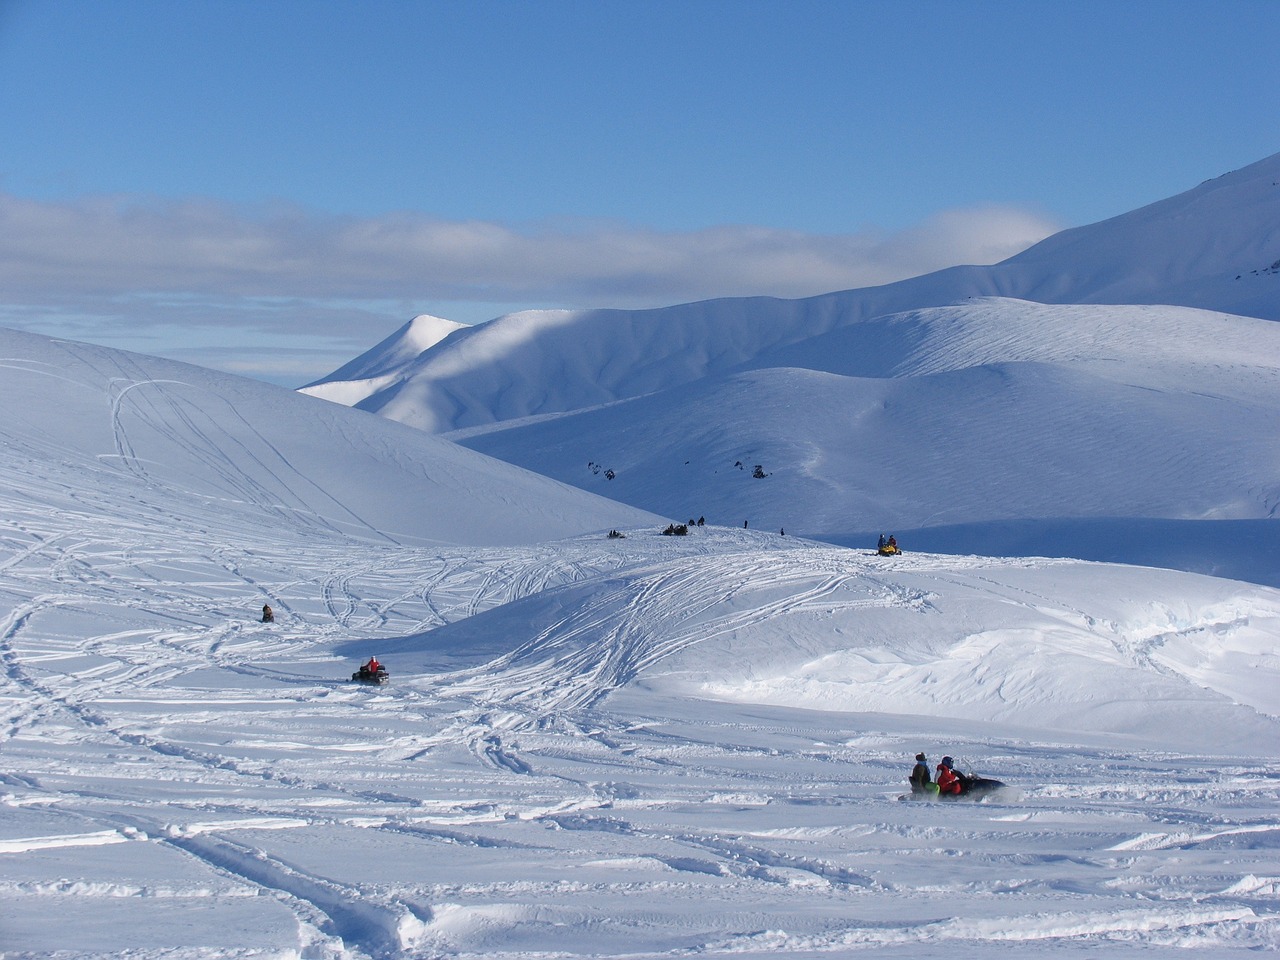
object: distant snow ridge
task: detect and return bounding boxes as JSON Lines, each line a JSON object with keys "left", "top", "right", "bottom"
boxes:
{"left": 302, "top": 152, "right": 1280, "bottom": 431}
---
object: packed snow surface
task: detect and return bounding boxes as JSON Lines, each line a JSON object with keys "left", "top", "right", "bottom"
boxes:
{"left": 3, "top": 329, "right": 1279, "bottom": 958}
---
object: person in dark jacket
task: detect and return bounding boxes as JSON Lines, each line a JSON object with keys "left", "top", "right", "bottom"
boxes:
{"left": 909, "top": 753, "right": 932, "bottom": 795}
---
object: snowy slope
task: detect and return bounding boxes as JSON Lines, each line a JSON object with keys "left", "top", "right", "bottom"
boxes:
{"left": 301, "top": 153, "right": 1280, "bottom": 432}
{"left": 295, "top": 156, "right": 1280, "bottom": 586}
{"left": 0, "top": 327, "right": 658, "bottom": 547}
{"left": 452, "top": 299, "right": 1280, "bottom": 584}
{"left": 395, "top": 537, "right": 1280, "bottom": 751}
{"left": 1005, "top": 154, "right": 1280, "bottom": 317}
{"left": 3, "top": 330, "right": 1279, "bottom": 957}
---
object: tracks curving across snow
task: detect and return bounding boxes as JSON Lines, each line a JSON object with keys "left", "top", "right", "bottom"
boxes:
{"left": 2, "top": 491, "right": 1278, "bottom": 957}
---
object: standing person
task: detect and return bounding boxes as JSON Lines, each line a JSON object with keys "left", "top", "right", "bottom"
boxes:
{"left": 909, "top": 753, "right": 932, "bottom": 795}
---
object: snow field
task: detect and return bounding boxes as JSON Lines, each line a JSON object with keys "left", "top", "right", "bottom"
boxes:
{"left": 3, "top": 514, "right": 1279, "bottom": 958}
{"left": 1, "top": 327, "right": 1278, "bottom": 957}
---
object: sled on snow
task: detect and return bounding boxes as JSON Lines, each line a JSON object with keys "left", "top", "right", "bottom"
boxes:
{"left": 877, "top": 543, "right": 901, "bottom": 556}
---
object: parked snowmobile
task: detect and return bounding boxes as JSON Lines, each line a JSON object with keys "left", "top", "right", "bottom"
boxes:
{"left": 351, "top": 657, "right": 388, "bottom": 685}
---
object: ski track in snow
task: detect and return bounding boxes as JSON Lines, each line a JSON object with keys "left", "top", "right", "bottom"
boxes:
{"left": 2, "top": 491, "right": 1278, "bottom": 959}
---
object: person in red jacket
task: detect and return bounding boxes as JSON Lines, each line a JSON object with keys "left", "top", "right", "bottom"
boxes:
{"left": 936, "top": 756, "right": 963, "bottom": 796}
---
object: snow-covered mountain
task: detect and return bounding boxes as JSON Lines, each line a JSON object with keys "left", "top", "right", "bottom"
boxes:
{"left": 298, "top": 313, "right": 468, "bottom": 408}
{"left": 302, "top": 152, "right": 1280, "bottom": 431}
{"left": 301, "top": 155, "right": 1280, "bottom": 584}
{"left": 3, "top": 327, "right": 1279, "bottom": 957}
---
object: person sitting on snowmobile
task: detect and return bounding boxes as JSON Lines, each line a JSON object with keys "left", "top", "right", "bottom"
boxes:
{"left": 887, "top": 535, "right": 897, "bottom": 550}
{"left": 909, "top": 752, "right": 932, "bottom": 795}
{"left": 351, "top": 657, "right": 387, "bottom": 683}
{"left": 936, "top": 756, "right": 963, "bottom": 796}
{"left": 878, "top": 534, "right": 887, "bottom": 550}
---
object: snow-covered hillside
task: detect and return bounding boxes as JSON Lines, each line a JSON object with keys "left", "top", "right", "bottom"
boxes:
{"left": 3, "top": 330, "right": 1279, "bottom": 957}
{"left": 451, "top": 298, "right": 1280, "bottom": 585}
{"left": 0, "top": 328, "right": 655, "bottom": 547}
{"left": 298, "top": 156, "right": 1280, "bottom": 586}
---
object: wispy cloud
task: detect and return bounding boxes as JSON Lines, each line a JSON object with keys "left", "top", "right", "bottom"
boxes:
{"left": 0, "top": 192, "right": 1059, "bottom": 384}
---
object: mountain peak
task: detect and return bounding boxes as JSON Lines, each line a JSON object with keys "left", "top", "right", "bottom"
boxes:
{"left": 300, "top": 313, "right": 468, "bottom": 406}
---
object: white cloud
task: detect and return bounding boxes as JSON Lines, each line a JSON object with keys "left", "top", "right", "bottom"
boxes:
{"left": 0, "top": 192, "right": 1060, "bottom": 384}
{"left": 0, "top": 192, "right": 1058, "bottom": 302}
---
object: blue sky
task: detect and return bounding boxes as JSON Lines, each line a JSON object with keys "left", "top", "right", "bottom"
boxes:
{"left": 1, "top": 0, "right": 1277, "bottom": 385}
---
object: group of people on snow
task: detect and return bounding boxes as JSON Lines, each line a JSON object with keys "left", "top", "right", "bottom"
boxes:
{"left": 908, "top": 752, "right": 964, "bottom": 797}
